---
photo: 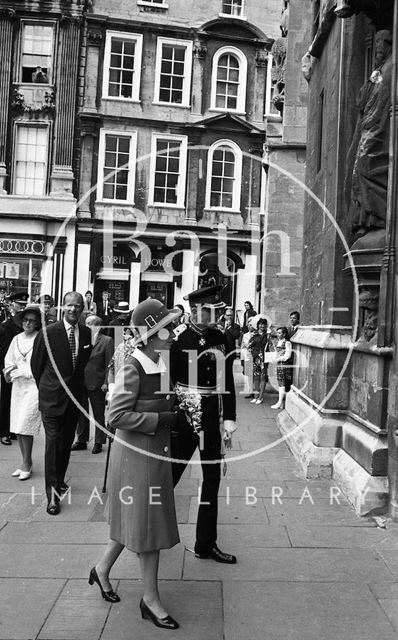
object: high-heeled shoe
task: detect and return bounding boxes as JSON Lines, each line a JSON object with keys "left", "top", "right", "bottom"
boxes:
{"left": 11, "top": 468, "right": 22, "bottom": 477}
{"left": 88, "top": 566, "right": 120, "bottom": 603}
{"left": 19, "top": 468, "right": 32, "bottom": 481}
{"left": 139, "top": 598, "right": 179, "bottom": 629}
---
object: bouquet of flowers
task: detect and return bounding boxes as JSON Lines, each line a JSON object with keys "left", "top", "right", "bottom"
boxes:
{"left": 175, "top": 384, "right": 203, "bottom": 435}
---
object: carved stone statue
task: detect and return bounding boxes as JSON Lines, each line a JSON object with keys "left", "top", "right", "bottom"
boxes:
{"left": 348, "top": 30, "right": 392, "bottom": 238}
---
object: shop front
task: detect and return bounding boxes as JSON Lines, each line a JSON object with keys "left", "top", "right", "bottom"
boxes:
{"left": 0, "top": 238, "right": 48, "bottom": 302}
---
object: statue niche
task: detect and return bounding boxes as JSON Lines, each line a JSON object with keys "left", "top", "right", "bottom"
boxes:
{"left": 346, "top": 30, "right": 392, "bottom": 247}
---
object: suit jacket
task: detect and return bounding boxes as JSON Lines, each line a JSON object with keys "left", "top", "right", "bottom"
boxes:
{"left": 84, "top": 332, "right": 114, "bottom": 391}
{"left": 31, "top": 321, "right": 92, "bottom": 416}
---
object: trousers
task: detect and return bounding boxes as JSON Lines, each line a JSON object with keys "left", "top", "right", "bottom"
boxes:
{"left": 171, "top": 395, "right": 221, "bottom": 554}
{"left": 76, "top": 388, "right": 107, "bottom": 445}
{"left": 42, "top": 402, "right": 79, "bottom": 501}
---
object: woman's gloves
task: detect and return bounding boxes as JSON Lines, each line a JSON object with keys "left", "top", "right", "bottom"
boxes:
{"left": 157, "top": 411, "right": 178, "bottom": 429}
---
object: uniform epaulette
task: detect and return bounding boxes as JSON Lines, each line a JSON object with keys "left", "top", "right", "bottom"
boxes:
{"left": 173, "top": 323, "right": 187, "bottom": 340}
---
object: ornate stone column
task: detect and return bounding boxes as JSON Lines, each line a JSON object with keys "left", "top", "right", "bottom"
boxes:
{"left": 78, "top": 25, "right": 103, "bottom": 217}
{"left": 254, "top": 49, "right": 268, "bottom": 124}
{"left": 50, "top": 16, "right": 81, "bottom": 196}
{"left": 191, "top": 39, "right": 207, "bottom": 116}
{"left": 0, "top": 10, "right": 15, "bottom": 193}
{"left": 82, "top": 25, "right": 103, "bottom": 115}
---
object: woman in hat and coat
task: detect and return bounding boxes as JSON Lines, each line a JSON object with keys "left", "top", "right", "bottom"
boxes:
{"left": 89, "top": 299, "right": 182, "bottom": 630}
{"left": 3, "top": 305, "right": 42, "bottom": 478}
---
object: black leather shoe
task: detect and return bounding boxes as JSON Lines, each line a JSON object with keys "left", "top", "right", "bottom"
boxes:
{"left": 139, "top": 598, "right": 179, "bottom": 629}
{"left": 0, "top": 436, "right": 11, "bottom": 445}
{"left": 46, "top": 501, "right": 60, "bottom": 516}
{"left": 88, "top": 566, "right": 120, "bottom": 603}
{"left": 195, "top": 544, "right": 237, "bottom": 564}
{"left": 92, "top": 444, "right": 103, "bottom": 454}
{"left": 59, "top": 483, "right": 69, "bottom": 493}
{"left": 71, "top": 442, "right": 87, "bottom": 451}
{"left": 9, "top": 432, "right": 17, "bottom": 440}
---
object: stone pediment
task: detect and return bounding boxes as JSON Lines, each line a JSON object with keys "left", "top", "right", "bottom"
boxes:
{"left": 192, "top": 113, "right": 263, "bottom": 134}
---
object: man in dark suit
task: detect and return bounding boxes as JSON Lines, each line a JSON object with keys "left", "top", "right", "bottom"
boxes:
{"left": 96, "top": 291, "right": 115, "bottom": 327}
{"left": 288, "top": 310, "right": 300, "bottom": 338}
{"left": 72, "top": 315, "right": 113, "bottom": 454}
{"left": 31, "top": 291, "right": 92, "bottom": 515}
{"left": 0, "top": 292, "right": 29, "bottom": 445}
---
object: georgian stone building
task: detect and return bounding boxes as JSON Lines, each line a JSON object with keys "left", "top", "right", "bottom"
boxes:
{"left": 0, "top": 1, "right": 88, "bottom": 308}
{"left": 279, "top": 0, "right": 398, "bottom": 516}
{"left": 75, "top": 0, "right": 283, "bottom": 318}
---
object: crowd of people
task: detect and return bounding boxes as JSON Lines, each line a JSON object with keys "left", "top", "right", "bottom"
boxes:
{"left": 0, "top": 285, "right": 301, "bottom": 629}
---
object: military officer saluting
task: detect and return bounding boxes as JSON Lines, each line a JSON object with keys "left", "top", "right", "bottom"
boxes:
{"left": 170, "top": 285, "right": 237, "bottom": 564}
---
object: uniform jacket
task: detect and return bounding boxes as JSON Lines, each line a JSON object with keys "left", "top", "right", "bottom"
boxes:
{"left": 31, "top": 321, "right": 92, "bottom": 415}
{"left": 170, "top": 323, "right": 236, "bottom": 421}
{"left": 84, "top": 332, "right": 114, "bottom": 391}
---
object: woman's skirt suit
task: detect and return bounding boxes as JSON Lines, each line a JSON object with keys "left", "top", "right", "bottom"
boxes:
{"left": 107, "top": 353, "right": 179, "bottom": 553}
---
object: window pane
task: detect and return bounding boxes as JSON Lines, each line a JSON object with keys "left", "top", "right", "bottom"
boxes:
{"left": 21, "top": 24, "right": 53, "bottom": 83}
{"left": 107, "top": 37, "right": 137, "bottom": 99}
{"left": 158, "top": 43, "right": 187, "bottom": 104}
{"left": 14, "top": 126, "right": 47, "bottom": 196}
{"left": 215, "top": 53, "right": 240, "bottom": 111}
{"left": 209, "top": 145, "right": 236, "bottom": 209}
{"left": 102, "top": 135, "right": 131, "bottom": 200}
{"left": 153, "top": 139, "right": 182, "bottom": 204}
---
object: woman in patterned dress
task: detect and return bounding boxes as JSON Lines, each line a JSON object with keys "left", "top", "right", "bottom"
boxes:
{"left": 4, "top": 305, "right": 42, "bottom": 480}
{"left": 271, "top": 326, "right": 293, "bottom": 410}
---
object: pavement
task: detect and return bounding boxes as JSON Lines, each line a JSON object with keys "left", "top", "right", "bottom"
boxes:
{"left": 2, "top": 370, "right": 398, "bottom": 639}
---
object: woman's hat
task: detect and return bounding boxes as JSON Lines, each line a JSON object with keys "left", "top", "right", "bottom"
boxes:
{"left": 250, "top": 313, "right": 268, "bottom": 328}
{"left": 132, "top": 299, "right": 182, "bottom": 343}
{"left": 114, "top": 301, "right": 133, "bottom": 314}
{"left": 20, "top": 304, "right": 42, "bottom": 324}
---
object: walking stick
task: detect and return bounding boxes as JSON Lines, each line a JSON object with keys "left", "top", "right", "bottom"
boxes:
{"left": 102, "top": 424, "right": 113, "bottom": 494}
{"left": 102, "top": 393, "right": 115, "bottom": 493}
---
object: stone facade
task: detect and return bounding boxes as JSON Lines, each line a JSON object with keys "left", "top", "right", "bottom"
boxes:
{"left": 279, "top": 0, "right": 398, "bottom": 516}
{"left": 75, "top": 0, "right": 283, "bottom": 318}
{"left": 261, "top": 0, "right": 311, "bottom": 327}
{"left": 0, "top": 0, "right": 88, "bottom": 308}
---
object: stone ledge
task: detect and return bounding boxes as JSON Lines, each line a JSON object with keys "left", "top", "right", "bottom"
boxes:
{"left": 277, "top": 408, "right": 338, "bottom": 479}
{"left": 333, "top": 449, "right": 388, "bottom": 516}
{"left": 291, "top": 327, "right": 352, "bottom": 350}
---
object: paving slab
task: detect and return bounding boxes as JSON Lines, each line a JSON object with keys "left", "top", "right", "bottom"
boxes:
{"left": 218, "top": 479, "right": 281, "bottom": 497}
{"left": 223, "top": 582, "right": 397, "bottom": 640}
{"left": 287, "top": 524, "right": 398, "bottom": 549}
{"left": 378, "top": 599, "right": 398, "bottom": 633}
{"left": 38, "top": 579, "right": 114, "bottom": 640}
{"left": 369, "top": 582, "right": 398, "bottom": 599}
{"left": 263, "top": 497, "right": 372, "bottom": 526}
{"left": 283, "top": 479, "right": 349, "bottom": 500}
{"left": 0, "top": 578, "right": 64, "bottom": 640}
{"left": 377, "top": 551, "right": 398, "bottom": 579}
{"left": 188, "top": 496, "right": 269, "bottom": 525}
{"left": 102, "top": 580, "right": 223, "bottom": 640}
{"left": 182, "top": 547, "right": 394, "bottom": 582}
{"left": 0, "top": 521, "right": 110, "bottom": 544}
{"left": 178, "top": 523, "right": 291, "bottom": 550}
{"left": 0, "top": 542, "right": 184, "bottom": 579}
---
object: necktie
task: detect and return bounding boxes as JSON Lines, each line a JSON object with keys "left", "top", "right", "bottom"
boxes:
{"left": 69, "top": 326, "right": 76, "bottom": 369}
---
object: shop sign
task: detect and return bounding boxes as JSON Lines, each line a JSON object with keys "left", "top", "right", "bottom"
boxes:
{"left": 141, "top": 249, "right": 174, "bottom": 272}
{"left": 99, "top": 245, "right": 130, "bottom": 269}
{"left": 0, "top": 239, "right": 45, "bottom": 255}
